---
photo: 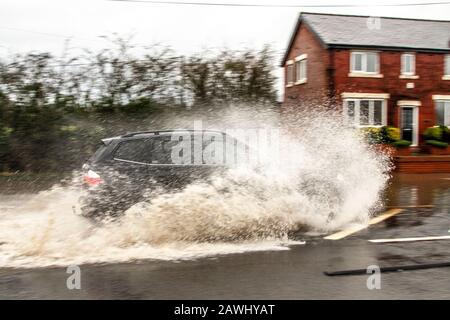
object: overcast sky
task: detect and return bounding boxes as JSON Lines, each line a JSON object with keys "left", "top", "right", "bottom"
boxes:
{"left": 1, "top": 0, "right": 449, "bottom": 97}
{"left": 1, "top": 0, "right": 450, "bottom": 59}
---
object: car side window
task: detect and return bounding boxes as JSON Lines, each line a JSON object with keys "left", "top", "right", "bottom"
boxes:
{"left": 113, "top": 133, "right": 234, "bottom": 165}
{"left": 151, "top": 136, "right": 179, "bottom": 164}
{"left": 114, "top": 136, "right": 180, "bottom": 164}
{"left": 201, "top": 133, "right": 225, "bottom": 165}
{"left": 114, "top": 139, "right": 152, "bottom": 163}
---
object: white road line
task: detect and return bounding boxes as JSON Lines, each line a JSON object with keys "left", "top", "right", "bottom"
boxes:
{"left": 369, "top": 235, "right": 450, "bottom": 243}
{"left": 324, "top": 208, "right": 404, "bottom": 240}
{"left": 385, "top": 205, "right": 434, "bottom": 208}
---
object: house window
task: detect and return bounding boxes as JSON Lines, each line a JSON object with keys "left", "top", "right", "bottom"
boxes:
{"left": 295, "top": 60, "right": 301, "bottom": 81}
{"left": 286, "top": 60, "right": 294, "bottom": 86}
{"left": 435, "top": 100, "right": 450, "bottom": 126}
{"left": 344, "top": 99, "right": 386, "bottom": 126}
{"left": 350, "top": 51, "right": 379, "bottom": 74}
{"left": 445, "top": 55, "right": 450, "bottom": 76}
{"left": 294, "top": 54, "right": 307, "bottom": 84}
{"left": 401, "top": 53, "right": 415, "bottom": 75}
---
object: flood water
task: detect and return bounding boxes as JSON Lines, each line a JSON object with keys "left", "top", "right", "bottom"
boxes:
{"left": 0, "top": 172, "right": 450, "bottom": 299}
{"left": 0, "top": 172, "right": 449, "bottom": 268}
{"left": 386, "top": 173, "right": 450, "bottom": 208}
{"left": 2, "top": 172, "right": 448, "bottom": 215}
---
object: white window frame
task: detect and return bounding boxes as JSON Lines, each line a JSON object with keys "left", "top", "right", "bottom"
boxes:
{"left": 286, "top": 60, "right": 294, "bottom": 87}
{"left": 434, "top": 100, "right": 450, "bottom": 127}
{"left": 343, "top": 98, "right": 387, "bottom": 127}
{"left": 443, "top": 55, "right": 450, "bottom": 80}
{"left": 401, "top": 53, "right": 416, "bottom": 76}
{"left": 349, "top": 51, "right": 380, "bottom": 75}
{"left": 294, "top": 54, "right": 307, "bottom": 84}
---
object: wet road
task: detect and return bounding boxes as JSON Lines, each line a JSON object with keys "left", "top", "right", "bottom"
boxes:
{"left": 1, "top": 173, "right": 450, "bottom": 299}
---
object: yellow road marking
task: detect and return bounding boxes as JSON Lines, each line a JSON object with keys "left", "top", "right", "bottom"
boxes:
{"left": 323, "top": 225, "right": 368, "bottom": 240}
{"left": 368, "top": 208, "right": 403, "bottom": 225}
{"left": 324, "top": 209, "right": 404, "bottom": 240}
{"left": 369, "top": 235, "right": 450, "bottom": 243}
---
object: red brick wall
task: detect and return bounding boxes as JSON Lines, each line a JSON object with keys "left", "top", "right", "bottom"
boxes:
{"left": 332, "top": 50, "right": 450, "bottom": 142}
{"left": 395, "top": 156, "right": 450, "bottom": 173}
{"left": 282, "top": 22, "right": 330, "bottom": 113}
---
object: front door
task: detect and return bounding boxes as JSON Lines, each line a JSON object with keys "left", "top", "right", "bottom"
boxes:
{"left": 400, "top": 106, "right": 418, "bottom": 146}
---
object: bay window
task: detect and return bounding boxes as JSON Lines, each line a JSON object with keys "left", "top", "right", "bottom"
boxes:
{"left": 344, "top": 99, "right": 386, "bottom": 126}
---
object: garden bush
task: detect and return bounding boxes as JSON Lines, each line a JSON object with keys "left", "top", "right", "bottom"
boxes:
{"left": 423, "top": 127, "right": 443, "bottom": 141}
{"left": 381, "top": 126, "right": 401, "bottom": 143}
{"left": 392, "top": 139, "right": 412, "bottom": 148}
{"left": 360, "top": 127, "right": 383, "bottom": 144}
{"left": 426, "top": 140, "right": 449, "bottom": 148}
{"left": 360, "top": 126, "right": 401, "bottom": 144}
{"left": 440, "top": 125, "right": 450, "bottom": 143}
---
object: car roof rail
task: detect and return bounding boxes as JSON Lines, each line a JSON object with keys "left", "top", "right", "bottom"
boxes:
{"left": 121, "top": 129, "right": 225, "bottom": 138}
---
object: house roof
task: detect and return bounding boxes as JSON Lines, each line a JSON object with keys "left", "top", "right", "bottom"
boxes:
{"left": 281, "top": 12, "right": 450, "bottom": 66}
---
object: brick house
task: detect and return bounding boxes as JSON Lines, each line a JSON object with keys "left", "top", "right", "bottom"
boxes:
{"left": 281, "top": 12, "right": 450, "bottom": 146}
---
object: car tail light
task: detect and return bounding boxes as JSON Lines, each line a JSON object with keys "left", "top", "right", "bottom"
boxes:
{"left": 83, "top": 170, "right": 104, "bottom": 187}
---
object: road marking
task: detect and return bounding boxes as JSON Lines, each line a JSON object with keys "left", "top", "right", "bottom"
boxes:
{"left": 324, "top": 208, "right": 403, "bottom": 240}
{"left": 369, "top": 235, "right": 450, "bottom": 243}
{"left": 323, "top": 225, "right": 367, "bottom": 240}
{"left": 368, "top": 208, "right": 403, "bottom": 225}
{"left": 325, "top": 261, "right": 450, "bottom": 276}
{"left": 385, "top": 205, "right": 434, "bottom": 208}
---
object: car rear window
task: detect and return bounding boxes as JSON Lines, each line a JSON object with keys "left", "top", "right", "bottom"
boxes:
{"left": 90, "top": 143, "right": 108, "bottom": 163}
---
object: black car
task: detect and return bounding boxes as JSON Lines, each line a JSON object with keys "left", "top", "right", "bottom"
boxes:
{"left": 80, "top": 129, "right": 248, "bottom": 220}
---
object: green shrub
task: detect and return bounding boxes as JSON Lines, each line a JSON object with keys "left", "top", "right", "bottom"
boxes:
{"left": 360, "top": 127, "right": 383, "bottom": 144}
{"left": 0, "top": 126, "right": 13, "bottom": 149}
{"left": 392, "top": 139, "right": 412, "bottom": 148}
{"left": 440, "top": 125, "right": 450, "bottom": 143}
{"left": 426, "top": 140, "right": 449, "bottom": 148}
{"left": 423, "top": 127, "right": 443, "bottom": 141}
{"left": 381, "top": 126, "right": 401, "bottom": 143}
{"left": 361, "top": 126, "right": 401, "bottom": 144}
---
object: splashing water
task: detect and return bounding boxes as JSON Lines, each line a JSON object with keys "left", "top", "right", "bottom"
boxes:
{"left": 0, "top": 113, "right": 391, "bottom": 268}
